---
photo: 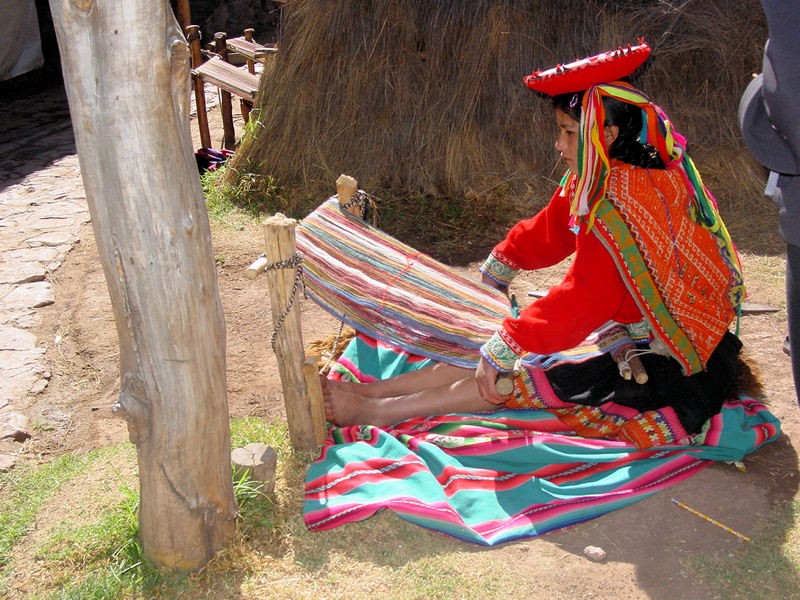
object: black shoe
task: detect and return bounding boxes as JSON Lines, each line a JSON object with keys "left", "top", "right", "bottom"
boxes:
{"left": 785, "top": 336, "right": 791, "bottom": 356}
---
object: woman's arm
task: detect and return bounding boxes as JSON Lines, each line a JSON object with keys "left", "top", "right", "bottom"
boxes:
{"left": 481, "top": 231, "right": 637, "bottom": 370}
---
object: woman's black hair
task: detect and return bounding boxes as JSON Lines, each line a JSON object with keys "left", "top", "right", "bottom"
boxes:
{"left": 552, "top": 90, "right": 665, "bottom": 169}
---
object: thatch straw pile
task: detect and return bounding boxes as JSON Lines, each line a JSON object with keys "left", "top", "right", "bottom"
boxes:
{"left": 230, "top": 0, "right": 772, "bottom": 262}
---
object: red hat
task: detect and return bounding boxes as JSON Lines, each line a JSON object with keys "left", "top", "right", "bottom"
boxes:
{"left": 523, "top": 40, "right": 651, "bottom": 96}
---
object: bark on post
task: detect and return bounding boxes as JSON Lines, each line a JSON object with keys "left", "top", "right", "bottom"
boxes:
{"left": 49, "top": 0, "right": 237, "bottom": 569}
{"left": 263, "top": 214, "right": 325, "bottom": 451}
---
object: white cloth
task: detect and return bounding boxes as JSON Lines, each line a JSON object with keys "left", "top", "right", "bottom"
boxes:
{"left": 0, "top": 0, "right": 44, "bottom": 81}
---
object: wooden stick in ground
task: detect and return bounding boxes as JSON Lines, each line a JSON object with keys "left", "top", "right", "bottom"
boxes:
{"left": 187, "top": 25, "right": 211, "bottom": 149}
{"left": 263, "top": 214, "right": 323, "bottom": 451}
{"left": 336, "top": 174, "right": 360, "bottom": 216}
{"left": 303, "top": 355, "right": 328, "bottom": 444}
{"left": 214, "top": 32, "right": 237, "bottom": 150}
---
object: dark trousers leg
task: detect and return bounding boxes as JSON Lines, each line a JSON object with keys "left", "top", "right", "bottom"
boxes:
{"left": 787, "top": 243, "right": 800, "bottom": 405}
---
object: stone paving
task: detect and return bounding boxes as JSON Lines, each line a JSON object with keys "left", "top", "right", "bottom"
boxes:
{"left": 0, "top": 85, "right": 87, "bottom": 451}
{"left": 0, "top": 82, "right": 222, "bottom": 468}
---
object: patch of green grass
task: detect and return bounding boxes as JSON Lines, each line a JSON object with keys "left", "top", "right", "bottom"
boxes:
{"left": 0, "top": 444, "right": 159, "bottom": 599}
{"left": 1, "top": 420, "right": 298, "bottom": 599}
{"left": 230, "top": 416, "right": 290, "bottom": 455}
{"left": 390, "top": 555, "right": 513, "bottom": 599}
{"left": 201, "top": 163, "right": 285, "bottom": 222}
{"left": 691, "top": 499, "right": 800, "bottom": 599}
{"left": 0, "top": 452, "right": 99, "bottom": 569}
{"left": 35, "top": 480, "right": 157, "bottom": 598}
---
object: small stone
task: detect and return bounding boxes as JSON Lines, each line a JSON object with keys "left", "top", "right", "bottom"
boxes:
{"left": 29, "top": 375, "right": 50, "bottom": 395}
{"left": 0, "top": 454, "right": 16, "bottom": 472}
{"left": 583, "top": 545, "right": 607, "bottom": 562}
{"left": 0, "top": 413, "right": 31, "bottom": 442}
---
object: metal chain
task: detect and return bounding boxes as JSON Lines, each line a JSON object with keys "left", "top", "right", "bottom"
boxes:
{"left": 266, "top": 252, "right": 306, "bottom": 351}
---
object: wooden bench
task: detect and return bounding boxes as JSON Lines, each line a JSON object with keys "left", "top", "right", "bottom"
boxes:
{"left": 187, "top": 25, "right": 262, "bottom": 150}
{"left": 226, "top": 28, "right": 278, "bottom": 75}
{"left": 192, "top": 56, "right": 259, "bottom": 102}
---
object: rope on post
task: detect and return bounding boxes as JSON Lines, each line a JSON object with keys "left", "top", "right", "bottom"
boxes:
{"left": 264, "top": 252, "right": 305, "bottom": 351}
{"left": 339, "top": 190, "right": 380, "bottom": 224}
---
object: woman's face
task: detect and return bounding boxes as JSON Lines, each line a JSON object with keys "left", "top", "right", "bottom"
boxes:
{"left": 553, "top": 107, "right": 620, "bottom": 172}
{"left": 554, "top": 108, "right": 580, "bottom": 172}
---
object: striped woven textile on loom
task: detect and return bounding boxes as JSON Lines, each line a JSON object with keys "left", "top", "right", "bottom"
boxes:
{"left": 296, "top": 197, "right": 512, "bottom": 368}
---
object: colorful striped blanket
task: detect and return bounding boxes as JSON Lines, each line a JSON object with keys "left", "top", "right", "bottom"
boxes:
{"left": 304, "top": 398, "right": 780, "bottom": 545}
{"left": 296, "top": 197, "right": 511, "bottom": 368}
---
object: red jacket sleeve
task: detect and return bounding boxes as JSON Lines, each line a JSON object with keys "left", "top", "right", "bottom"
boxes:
{"left": 492, "top": 188, "right": 577, "bottom": 270}
{"left": 502, "top": 232, "right": 633, "bottom": 354}
{"left": 491, "top": 191, "right": 638, "bottom": 355}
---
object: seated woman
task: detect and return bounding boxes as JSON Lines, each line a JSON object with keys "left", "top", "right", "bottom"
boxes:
{"left": 323, "top": 41, "right": 747, "bottom": 449}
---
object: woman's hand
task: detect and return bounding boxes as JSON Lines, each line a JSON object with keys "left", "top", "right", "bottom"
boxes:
{"left": 481, "top": 273, "right": 509, "bottom": 295}
{"left": 475, "top": 356, "right": 512, "bottom": 405}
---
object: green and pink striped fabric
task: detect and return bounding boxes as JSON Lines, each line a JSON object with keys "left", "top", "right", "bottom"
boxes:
{"left": 304, "top": 398, "right": 779, "bottom": 544}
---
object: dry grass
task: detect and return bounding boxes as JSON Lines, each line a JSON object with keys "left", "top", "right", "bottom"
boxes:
{"left": 225, "top": 0, "right": 773, "bottom": 262}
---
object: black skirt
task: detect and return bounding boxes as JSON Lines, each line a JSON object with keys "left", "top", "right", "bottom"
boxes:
{"left": 544, "top": 331, "right": 743, "bottom": 435}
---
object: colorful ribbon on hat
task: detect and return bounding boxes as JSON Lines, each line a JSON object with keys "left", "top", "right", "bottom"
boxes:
{"left": 569, "top": 81, "right": 744, "bottom": 307}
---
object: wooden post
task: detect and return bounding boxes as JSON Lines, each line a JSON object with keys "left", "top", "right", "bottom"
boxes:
{"left": 336, "top": 174, "right": 359, "bottom": 216}
{"left": 174, "top": 0, "right": 190, "bottom": 32}
{"left": 263, "top": 214, "right": 325, "bottom": 451}
{"left": 239, "top": 28, "right": 256, "bottom": 123}
{"left": 214, "top": 32, "right": 237, "bottom": 150}
{"left": 303, "top": 355, "right": 328, "bottom": 443}
{"left": 187, "top": 25, "right": 211, "bottom": 149}
{"left": 49, "top": 0, "right": 236, "bottom": 569}
{"left": 243, "top": 28, "right": 257, "bottom": 74}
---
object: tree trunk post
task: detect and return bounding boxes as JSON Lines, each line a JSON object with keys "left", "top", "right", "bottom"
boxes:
{"left": 49, "top": 0, "right": 237, "bottom": 570}
{"left": 262, "top": 214, "right": 326, "bottom": 451}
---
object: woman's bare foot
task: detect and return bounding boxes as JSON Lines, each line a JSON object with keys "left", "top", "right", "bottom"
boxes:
{"left": 320, "top": 372, "right": 500, "bottom": 428}
{"left": 321, "top": 380, "right": 393, "bottom": 427}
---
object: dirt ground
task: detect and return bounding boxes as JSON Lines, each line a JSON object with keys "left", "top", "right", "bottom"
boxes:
{"left": 13, "top": 95, "right": 800, "bottom": 598}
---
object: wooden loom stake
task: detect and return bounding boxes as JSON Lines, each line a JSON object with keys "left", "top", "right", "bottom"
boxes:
{"left": 303, "top": 355, "right": 328, "bottom": 442}
{"left": 263, "top": 214, "right": 326, "bottom": 451}
{"left": 336, "top": 174, "right": 360, "bottom": 216}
